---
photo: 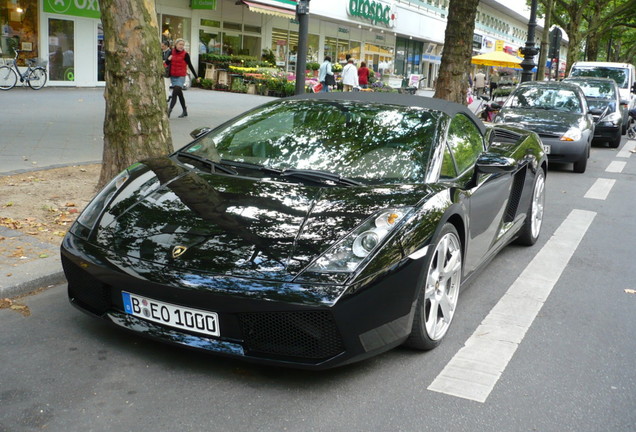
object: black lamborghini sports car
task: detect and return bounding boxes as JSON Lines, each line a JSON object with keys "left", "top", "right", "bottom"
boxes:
{"left": 62, "top": 92, "right": 547, "bottom": 369}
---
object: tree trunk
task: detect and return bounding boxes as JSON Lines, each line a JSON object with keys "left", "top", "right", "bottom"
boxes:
{"left": 433, "top": 0, "right": 480, "bottom": 104}
{"left": 97, "top": 0, "right": 173, "bottom": 189}
{"left": 537, "top": 0, "right": 553, "bottom": 80}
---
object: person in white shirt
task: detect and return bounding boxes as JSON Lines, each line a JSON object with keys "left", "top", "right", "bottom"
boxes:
{"left": 341, "top": 59, "right": 359, "bottom": 92}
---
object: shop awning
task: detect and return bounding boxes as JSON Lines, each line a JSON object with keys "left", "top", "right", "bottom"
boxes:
{"left": 471, "top": 51, "right": 522, "bottom": 68}
{"left": 241, "top": 0, "right": 297, "bottom": 19}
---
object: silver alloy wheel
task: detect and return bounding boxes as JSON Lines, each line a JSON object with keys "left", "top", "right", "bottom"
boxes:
{"left": 530, "top": 170, "right": 545, "bottom": 240}
{"left": 424, "top": 232, "right": 462, "bottom": 341}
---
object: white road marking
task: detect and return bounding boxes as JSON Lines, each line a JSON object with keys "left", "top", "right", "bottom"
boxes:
{"left": 605, "top": 161, "right": 626, "bottom": 173}
{"left": 428, "top": 209, "right": 596, "bottom": 403}
{"left": 584, "top": 178, "right": 616, "bottom": 200}
{"left": 617, "top": 140, "right": 635, "bottom": 157}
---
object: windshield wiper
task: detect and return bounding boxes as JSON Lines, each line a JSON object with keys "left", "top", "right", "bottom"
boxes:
{"left": 176, "top": 152, "right": 237, "bottom": 175}
{"left": 220, "top": 159, "right": 283, "bottom": 175}
{"left": 280, "top": 169, "right": 362, "bottom": 187}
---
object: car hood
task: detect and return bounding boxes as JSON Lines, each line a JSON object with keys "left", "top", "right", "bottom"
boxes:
{"left": 94, "top": 158, "right": 431, "bottom": 282}
{"left": 498, "top": 108, "right": 584, "bottom": 135}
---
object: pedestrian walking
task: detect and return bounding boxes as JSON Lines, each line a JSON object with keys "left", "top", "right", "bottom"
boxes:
{"left": 167, "top": 38, "right": 199, "bottom": 118}
{"left": 341, "top": 58, "right": 358, "bottom": 92}
{"left": 318, "top": 56, "right": 334, "bottom": 93}
{"left": 161, "top": 40, "right": 172, "bottom": 103}
{"left": 358, "top": 61, "right": 370, "bottom": 88}
{"left": 474, "top": 70, "right": 486, "bottom": 97}
{"left": 489, "top": 70, "right": 499, "bottom": 98}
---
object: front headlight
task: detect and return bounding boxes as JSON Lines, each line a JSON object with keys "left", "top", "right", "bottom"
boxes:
{"left": 75, "top": 169, "right": 130, "bottom": 231}
{"left": 600, "top": 112, "right": 622, "bottom": 125}
{"left": 560, "top": 127, "right": 582, "bottom": 142}
{"left": 307, "top": 208, "right": 412, "bottom": 273}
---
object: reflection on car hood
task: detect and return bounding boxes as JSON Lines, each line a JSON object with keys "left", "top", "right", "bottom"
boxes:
{"left": 94, "top": 158, "right": 430, "bottom": 282}
{"left": 498, "top": 108, "right": 584, "bottom": 135}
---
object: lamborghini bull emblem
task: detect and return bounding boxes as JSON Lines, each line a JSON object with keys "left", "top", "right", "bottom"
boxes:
{"left": 172, "top": 245, "right": 188, "bottom": 259}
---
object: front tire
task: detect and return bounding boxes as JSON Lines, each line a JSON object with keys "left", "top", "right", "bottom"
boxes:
{"left": 405, "top": 223, "right": 462, "bottom": 350}
{"left": 0, "top": 66, "right": 17, "bottom": 90}
{"left": 573, "top": 151, "right": 587, "bottom": 173}
{"left": 516, "top": 167, "right": 545, "bottom": 246}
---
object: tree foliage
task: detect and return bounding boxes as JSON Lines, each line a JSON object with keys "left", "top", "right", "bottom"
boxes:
{"left": 97, "top": 0, "right": 173, "bottom": 189}
{"left": 540, "top": 0, "right": 636, "bottom": 71}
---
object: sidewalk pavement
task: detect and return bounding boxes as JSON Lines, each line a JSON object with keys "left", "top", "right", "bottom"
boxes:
{"left": 0, "top": 86, "right": 441, "bottom": 298}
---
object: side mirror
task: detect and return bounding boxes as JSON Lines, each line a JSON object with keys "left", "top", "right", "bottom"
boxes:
{"left": 490, "top": 102, "right": 502, "bottom": 110}
{"left": 589, "top": 108, "right": 604, "bottom": 116}
{"left": 190, "top": 127, "right": 212, "bottom": 139}
{"left": 620, "top": 99, "right": 630, "bottom": 107}
{"left": 475, "top": 153, "right": 517, "bottom": 174}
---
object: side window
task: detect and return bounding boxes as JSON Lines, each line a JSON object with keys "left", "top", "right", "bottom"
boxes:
{"left": 440, "top": 143, "right": 457, "bottom": 179}
{"left": 446, "top": 114, "right": 484, "bottom": 174}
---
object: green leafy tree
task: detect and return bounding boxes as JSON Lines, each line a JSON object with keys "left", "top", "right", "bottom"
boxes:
{"left": 97, "top": 0, "right": 173, "bottom": 189}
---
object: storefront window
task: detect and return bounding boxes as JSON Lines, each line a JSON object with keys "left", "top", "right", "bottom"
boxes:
{"left": 161, "top": 14, "right": 191, "bottom": 46}
{"left": 243, "top": 35, "right": 260, "bottom": 57}
{"left": 97, "top": 23, "right": 104, "bottom": 82}
{"left": 1, "top": 0, "right": 39, "bottom": 63}
{"left": 272, "top": 28, "right": 289, "bottom": 67}
{"left": 324, "top": 37, "right": 337, "bottom": 63}
{"left": 307, "top": 34, "right": 319, "bottom": 63}
{"left": 49, "top": 18, "right": 74, "bottom": 81}
{"left": 223, "top": 33, "right": 240, "bottom": 55}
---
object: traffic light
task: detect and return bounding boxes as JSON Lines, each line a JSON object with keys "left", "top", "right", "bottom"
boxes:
{"left": 549, "top": 28, "right": 562, "bottom": 59}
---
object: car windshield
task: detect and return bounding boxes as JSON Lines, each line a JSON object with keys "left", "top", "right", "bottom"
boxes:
{"left": 570, "top": 67, "right": 629, "bottom": 89}
{"left": 182, "top": 99, "right": 440, "bottom": 185}
{"left": 570, "top": 81, "right": 617, "bottom": 100}
{"left": 505, "top": 86, "right": 583, "bottom": 113}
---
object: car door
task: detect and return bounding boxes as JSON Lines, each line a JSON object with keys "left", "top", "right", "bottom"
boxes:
{"left": 443, "top": 114, "right": 514, "bottom": 275}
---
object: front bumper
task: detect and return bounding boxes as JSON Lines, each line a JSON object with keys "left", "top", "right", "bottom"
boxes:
{"left": 540, "top": 136, "right": 588, "bottom": 163}
{"left": 593, "top": 125, "right": 621, "bottom": 141}
{"left": 61, "top": 233, "right": 421, "bottom": 370}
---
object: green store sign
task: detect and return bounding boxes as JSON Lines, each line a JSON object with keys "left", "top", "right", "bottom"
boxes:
{"left": 347, "top": 0, "right": 395, "bottom": 27}
{"left": 43, "top": 0, "right": 101, "bottom": 19}
{"left": 191, "top": 0, "right": 217, "bottom": 10}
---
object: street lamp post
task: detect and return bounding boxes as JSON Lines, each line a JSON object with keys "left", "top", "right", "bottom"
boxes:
{"left": 520, "top": 0, "right": 539, "bottom": 82}
{"left": 295, "top": 0, "right": 310, "bottom": 95}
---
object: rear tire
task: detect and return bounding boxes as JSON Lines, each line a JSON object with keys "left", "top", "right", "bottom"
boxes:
{"left": 0, "top": 66, "right": 17, "bottom": 90}
{"left": 404, "top": 224, "right": 462, "bottom": 351}
{"left": 27, "top": 68, "right": 47, "bottom": 90}
{"left": 515, "top": 167, "right": 545, "bottom": 246}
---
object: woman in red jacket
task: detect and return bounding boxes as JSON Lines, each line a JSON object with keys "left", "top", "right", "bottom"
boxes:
{"left": 167, "top": 38, "right": 199, "bottom": 118}
{"left": 358, "top": 61, "right": 370, "bottom": 89}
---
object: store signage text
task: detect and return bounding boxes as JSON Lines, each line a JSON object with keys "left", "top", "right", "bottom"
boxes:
{"left": 44, "top": 0, "right": 100, "bottom": 19}
{"left": 347, "top": 0, "right": 395, "bottom": 28}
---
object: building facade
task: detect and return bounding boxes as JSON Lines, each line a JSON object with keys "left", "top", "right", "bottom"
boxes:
{"left": 1, "top": 0, "right": 557, "bottom": 87}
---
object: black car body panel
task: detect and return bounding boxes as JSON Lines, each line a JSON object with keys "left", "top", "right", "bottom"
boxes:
{"left": 62, "top": 92, "right": 547, "bottom": 369}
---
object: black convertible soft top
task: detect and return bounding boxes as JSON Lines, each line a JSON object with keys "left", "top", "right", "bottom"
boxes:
{"left": 288, "top": 91, "right": 486, "bottom": 135}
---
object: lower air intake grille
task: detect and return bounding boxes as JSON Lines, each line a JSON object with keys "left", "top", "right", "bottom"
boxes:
{"left": 238, "top": 310, "right": 345, "bottom": 361}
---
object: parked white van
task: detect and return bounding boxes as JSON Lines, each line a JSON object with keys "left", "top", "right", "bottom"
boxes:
{"left": 569, "top": 61, "right": 636, "bottom": 134}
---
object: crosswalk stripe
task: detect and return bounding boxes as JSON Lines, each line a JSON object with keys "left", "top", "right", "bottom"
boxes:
{"left": 428, "top": 209, "right": 596, "bottom": 403}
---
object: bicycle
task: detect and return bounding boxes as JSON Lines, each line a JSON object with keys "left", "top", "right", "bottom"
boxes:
{"left": 627, "top": 108, "right": 636, "bottom": 140}
{"left": 0, "top": 50, "right": 48, "bottom": 90}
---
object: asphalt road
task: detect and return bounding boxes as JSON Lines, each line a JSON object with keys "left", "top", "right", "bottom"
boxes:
{"left": 2, "top": 137, "right": 636, "bottom": 432}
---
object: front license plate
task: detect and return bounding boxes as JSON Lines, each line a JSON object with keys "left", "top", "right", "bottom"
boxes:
{"left": 122, "top": 292, "right": 220, "bottom": 337}
{"left": 543, "top": 144, "right": 551, "bottom": 154}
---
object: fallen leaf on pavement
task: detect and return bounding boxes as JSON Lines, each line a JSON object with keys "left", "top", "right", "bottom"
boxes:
{"left": 625, "top": 289, "right": 636, "bottom": 294}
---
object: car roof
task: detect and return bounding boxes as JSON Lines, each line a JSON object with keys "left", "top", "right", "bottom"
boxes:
{"left": 516, "top": 80, "right": 582, "bottom": 90}
{"left": 563, "top": 76, "right": 618, "bottom": 85}
{"left": 287, "top": 91, "right": 486, "bottom": 135}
